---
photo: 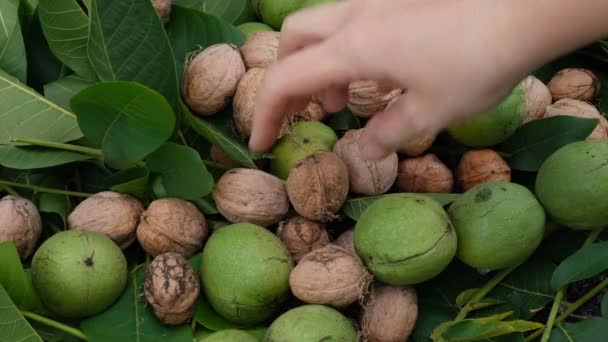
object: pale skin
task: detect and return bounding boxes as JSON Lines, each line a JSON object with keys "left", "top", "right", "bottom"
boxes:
{"left": 248, "top": 0, "right": 608, "bottom": 160}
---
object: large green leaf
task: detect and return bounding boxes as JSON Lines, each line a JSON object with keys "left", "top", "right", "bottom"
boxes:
{"left": 327, "top": 108, "right": 361, "bottom": 132}
{"left": 500, "top": 116, "right": 598, "bottom": 172}
{"left": 146, "top": 142, "right": 214, "bottom": 200}
{"left": 551, "top": 241, "right": 608, "bottom": 291}
{"left": 104, "top": 166, "right": 150, "bottom": 200}
{"left": 435, "top": 313, "right": 542, "bottom": 342}
{"left": 0, "top": 242, "right": 43, "bottom": 312}
{"left": 0, "top": 146, "right": 92, "bottom": 169}
{"left": 166, "top": 6, "right": 245, "bottom": 84}
{"left": 38, "top": 0, "right": 97, "bottom": 80}
{"left": 173, "top": 0, "right": 256, "bottom": 25}
{"left": 550, "top": 317, "right": 608, "bottom": 342}
{"left": 343, "top": 193, "right": 461, "bottom": 221}
{"left": 44, "top": 74, "right": 94, "bottom": 110}
{"left": 80, "top": 267, "right": 192, "bottom": 342}
{"left": 0, "top": 0, "right": 27, "bottom": 83}
{"left": 0, "top": 284, "right": 43, "bottom": 342}
{"left": 0, "top": 70, "right": 82, "bottom": 145}
{"left": 70, "top": 81, "right": 176, "bottom": 169}
{"left": 88, "top": 0, "right": 180, "bottom": 111}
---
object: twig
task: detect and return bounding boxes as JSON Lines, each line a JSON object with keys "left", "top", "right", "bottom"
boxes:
{"left": 21, "top": 310, "right": 88, "bottom": 341}
{"left": 1, "top": 185, "right": 19, "bottom": 196}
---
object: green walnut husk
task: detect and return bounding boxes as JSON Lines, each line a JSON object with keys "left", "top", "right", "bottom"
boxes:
{"left": 448, "top": 181, "right": 546, "bottom": 271}
{"left": 200, "top": 223, "right": 293, "bottom": 325}
{"left": 264, "top": 304, "right": 358, "bottom": 341}
{"left": 354, "top": 194, "right": 457, "bottom": 285}
{"left": 535, "top": 140, "right": 608, "bottom": 230}
{"left": 200, "top": 329, "right": 258, "bottom": 342}
{"left": 271, "top": 121, "right": 338, "bottom": 179}
{"left": 301, "top": 0, "right": 340, "bottom": 8}
{"left": 237, "top": 22, "right": 274, "bottom": 38}
{"left": 448, "top": 84, "right": 526, "bottom": 147}
{"left": 253, "top": 0, "right": 304, "bottom": 30}
{"left": 31, "top": 230, "right": 127, "bottom": 319}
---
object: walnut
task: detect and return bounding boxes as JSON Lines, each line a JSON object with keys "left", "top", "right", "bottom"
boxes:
{"left": 286, "top": 96, "right": 328, "bottom": 125}
{"left": 136, "top": 198, "right": 208, "bottom": 258}
{"left": 361, "top": 284, "right": 418, "bottom": 342}
{"left": 396, "top": 154, "right": 454, "bottom": 193}
{"left": 240, "top": 31, "right": 280, "bottom": 69}
{"left": 144, "top": 252, "right": 200, "bottom": 325}
{"left": 234, "top": 68, "right": 265, "bottom": 139}
{"left": 547, "top": 68, "right": 601, "bottom": 102}
{"left": 212, "top": 168, "right": 289, "bottom": 226}
{"left": 347, "top": 80, "right": 403, "bottom": 117}
{"left": 335, "top": 228, "right": 356, "bottom": 256}
{"left": 277, "top": 216, "right": 330, "bottom": 263}
{"left": 151, "top": 0, "right": 171, "bottom": 24}
{"left": 68, "top": 191, "right": 144, "bottom": 250}
{"left": 0, "top": 195, "right": 42, "bottom": 260}
{"left": 455, "top": 149, "right": 511, "bottom": 191}
{"left": 520, "top": 75, "right": 552, "bottom": 124}
{"left": 333, "top": 129, "right": 398, "bottom": 195}
{"left": 182, "top": 43, "right": 246, "bottom": 116}
{"left": 398, "top": 133, "right": 436, "bottom": 157}
{"left": 544, "top": 99, "right": 608, "bottom": 140}
{"left": 286, "top": 152, "right": 349, "bottom": 222}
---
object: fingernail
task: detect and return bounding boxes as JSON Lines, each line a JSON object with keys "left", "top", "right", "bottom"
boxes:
{"left": 360, "top": 142, "right": 387, "bottom": 161}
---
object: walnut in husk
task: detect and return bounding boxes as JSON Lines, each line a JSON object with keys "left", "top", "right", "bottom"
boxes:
{"left": 347, "top": 80, "right": 403, "bottom": 117}
{"left": 136, "top": 198, "right": 208, "bottom": 258}
{"left": 240, "top": 31, "right": 280, "bottom": 69}
{"left": 547, "top": 68, "right": 601, "bottom": 102}
{"left": 544, "top": 99, "right": 608, "bottom": 140}
{"left": 182, "top": 43, "right": 246, "bottom": 116}
{"left": 289, "top": 244, "right": 372, "bottom": 308}
{"left": 151, "top": 0, "right": 171, "bottom": 24}
{"left": 520, "top": 75, "right": 552, "bottom": 124}
{"left": 0, "top": 195, "right": 42, "bottom": 260}
{"left": 277, "top": 216, "right": 330, "bottom": 263}
{"left": 333, "top": 129, "right": 398, "bottom": 195}
{"left": 396, "top": 154, "right": 454, "bottom": 193}
{"left": 455, "top": 149, "right": 511, "bottom": 191}
{"left": 144, "top": 252, "right": 200, "bottom": 325}
{"left": 361, "top": 284, "right": 418, "bottom": 342}
{"left": 212, "top": 168, "right": 289, "bottom": 226}
{"left": 68, "top": 191, "right": 144, "bottom": 250}
{"left": 286, "top": 152, "right": 349, "bottom": 222}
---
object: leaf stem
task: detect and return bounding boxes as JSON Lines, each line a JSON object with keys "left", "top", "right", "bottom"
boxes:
{"left": 555, "top": 277, "right": 608, "bottom": 324}
{"left": 20, "top": 310, "right": 88, "bottom": 341}
{"left": 202, "top": 160, "right": 231, "bottom": 171}
{"left": 0, "top": 180, "right": 93, "bottom": 197}
{"left": 10, "top": 138, "right": 103, "bottom": 157}
{"left": 454, "top": 265, "right": 518, "bottom": 321}
{"left": 1, "top": 185, "right": 19, "bottom": 196}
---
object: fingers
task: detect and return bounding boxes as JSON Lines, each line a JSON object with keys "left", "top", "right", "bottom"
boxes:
{"left": 249, "top": 39, "right": 353, "bottom": 152}
{"left": 277, "top": 1, "right": 352, "bottom": 60}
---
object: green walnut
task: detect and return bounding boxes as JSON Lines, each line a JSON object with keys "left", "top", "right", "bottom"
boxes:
{"left": 535, "top": 140, "right": 608, "bottom": 230}
{"left": 253, "top": 0, "right": 304, "bottom": 30}
{"left": 237, "top": 22, "right": 274, "bottom": 38}
{"left": 264, "top": 304, "right": 358, "bottom": 342}
{"left": 201, "top": 329, "right": 258, "bottom": 342}
{"left": 200, "top": 223, "right": 293, "bottom": 325}
{"left": 271, "top": 121, "right": 338, "bottom": 179}
{"left": 448, "top": 85, "right": 526, "bottom": 147}
{"left": 448, "top": 181, "right": 546, "bottom": 270}
{"left": 354, "top": 194, "right": 457, "bottom": 285}
{"left": 31, "top": 230, "right": 128, "bottom": 318}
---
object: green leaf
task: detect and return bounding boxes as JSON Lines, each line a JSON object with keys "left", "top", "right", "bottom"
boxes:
{"left": 80, "top": 266, "right": 193, "bottom": 342}
{"left": 0, "top": 242, "right": 43, "bottom": 312}
{"left": 18, "top": 0, "right": 39, "bottom": 31}
{"left": 35, "top": 175, "right": 73, "bottom": 227}
{"left": 166, "top": 6, "right": 245, "bottom": 84}
{"left": 456, "top": 288, "right": 480, "bottom": 309}
{"left": 38, "top": 0, "right": 97, "bottom": 80}
{"left": 30, "top": 320, "right": 81, "bottom": 342}
{"left": 105, "top": 166, "right": 150, "bottom": 200}
{"left": 438, "top": 315, "right": 543, "bottom": 342}
{"left": 88, "top": 0, "right": 180, "bottom": 111}
{"left": 146, "top": 142, "right": 214, "bottom": 200}
{"left": 602, "top": 292, "right": 608, "bottom": 318}
{"left": 194, "top": 294, "right": 245, "bottom": 331}
{"left": 0, "top": 69, "right": 82, "bottom": 145}
{"left": 70, "top": 81, "right": 176, "bottom": 169}
{"left": 0, "top": 146, "right": 92, "bottom": 169}
{"left": 182, "top": 105, "right": 257, "bottom": 169}
{"left": 44, "top": 74, "right": 94, "bottom": 110}
{"left": 550, "top": 317, "right": 608, "bottom": 342}
{"left": 327, "top": 108, "right": 361, "bottom": 131}
{"left": 191, "top": 196, "right": 218, "bottom": 215}
{"left": 551, "top": 241, "right": 608, "bottom": 291}
{"left": 343, "top": 193, "right": 462, "bottom": 221}
{"left": 0, "top": 0, "right": 27, "bottom": 83}
{"left": 173, "top": 0, "right": 256, "bottom": 25}
{"left": 500, "top": 116, "right": 598, "bottom": 172}
{"left": 0, "top": 284, "right": 43, "bottom": 342}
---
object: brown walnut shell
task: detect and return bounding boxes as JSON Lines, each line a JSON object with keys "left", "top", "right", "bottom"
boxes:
{"left": 547, "top": 68, "right": 601, "bottom": 102}
{"left": 277, "top": 216, "right": 330, "bottom": 263}
{"left": 0, "top": 195, "right": 42, "bottom": 260}
{"left": 396, "top": 154, "right": 454, "bottom": 193}
{"left": 240, "top": 31, "right": 280, "bottom": 69}
{"left": 136, "top": 198, "right": 208, "bottom": 258}
{"left": 234, "top": 68, "right": 265, "bottom": 139}
{"left": 286, "top": 151, "right": 349, "bottom": 222}
{"left": 68, "top": 191, "right": 144, "bottom": 250}
{"left": 212, "top": 168, "right": 289, "bottom": 226}
{"left": 520, "top": 75, "right": 552, "bottom": 124}
{"left": 289, "top": 244, "right": 372, "bottom": 308}
{"left": 544, "top": 99, "right": 608, "bottom": 140}
{"left": 361, "top": 284, "right": 418, "bottom": 342}
{"left": 347, "top": 80, "right": 403, "bottom": 117}
{"left": 151, "top": 0, "right": 172, "bottom": 24}
{"left": 333, "top": 129, "right": 398, "bottom": 195}
{"left": 182, "top": 43, "right": 246, "bottom": 116}
{"left": 144, "top": 252, "right": 200, "bottom": 325}
{"left": 455, "top": 149, "right": 511, "bottom": 191}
